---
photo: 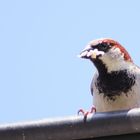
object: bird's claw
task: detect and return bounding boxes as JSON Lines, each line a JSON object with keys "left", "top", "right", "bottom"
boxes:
{"left": 78, "top": 106, "right": 96, "bottom": 118}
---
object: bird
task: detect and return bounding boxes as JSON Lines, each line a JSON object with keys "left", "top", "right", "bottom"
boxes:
{"left": 78, "top": 38, "right": 140, "bottom": 115}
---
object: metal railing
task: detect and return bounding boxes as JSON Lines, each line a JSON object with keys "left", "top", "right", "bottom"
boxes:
{"left": 0, "top": 108, "right": 140, "bottom": 140}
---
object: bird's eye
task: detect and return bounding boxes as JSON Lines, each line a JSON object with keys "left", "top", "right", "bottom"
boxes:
{"left": 97, "top": 43, "right": 109, "bottom": 52}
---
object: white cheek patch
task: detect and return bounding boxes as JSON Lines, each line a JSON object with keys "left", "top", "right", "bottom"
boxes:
{"left": 100, "top": 47, "right": 129, "bottom": 72}
{"left": 110, "top": 47, "right": 124, "bottom": 60}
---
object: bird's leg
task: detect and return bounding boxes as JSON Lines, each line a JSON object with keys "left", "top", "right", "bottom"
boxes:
{"left": 78, "top": 105, "right": 96, "bottom": 118}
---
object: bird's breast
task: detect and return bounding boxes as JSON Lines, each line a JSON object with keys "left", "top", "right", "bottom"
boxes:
{"left": 93, "top": 89, "right": 140, "bottom": 112}
{"left": 95, "top": 69, "right": 135, "bottom": 100}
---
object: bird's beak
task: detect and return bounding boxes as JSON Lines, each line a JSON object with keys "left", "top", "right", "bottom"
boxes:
{"left": 78, "top": 47, "right": 104, "bottom": 59}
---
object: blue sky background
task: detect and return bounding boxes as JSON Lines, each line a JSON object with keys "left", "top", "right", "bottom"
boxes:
{"left": 0, "top": 0, "right": 140, "bottom": 124}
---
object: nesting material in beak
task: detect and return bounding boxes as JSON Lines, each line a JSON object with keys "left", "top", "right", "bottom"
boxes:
{"left": 78, "top": 48, "right": 104, "bottom": 59}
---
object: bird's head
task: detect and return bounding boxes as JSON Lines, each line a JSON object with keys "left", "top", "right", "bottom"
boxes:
{"left": 79, "top": 38, "right": 133, "bottom": 73}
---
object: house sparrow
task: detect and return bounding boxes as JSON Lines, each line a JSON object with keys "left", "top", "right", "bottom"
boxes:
{"left": 78, "top": 38, "right": 140, "bottom": 114}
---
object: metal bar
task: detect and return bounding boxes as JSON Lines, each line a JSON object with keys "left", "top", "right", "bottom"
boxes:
{"left": 0, "top": 108, "right": 140, "bottom": 140}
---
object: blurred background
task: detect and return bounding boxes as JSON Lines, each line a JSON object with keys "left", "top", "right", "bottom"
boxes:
{"left": 0, "top": 0, "right": 140, "bottom": 123}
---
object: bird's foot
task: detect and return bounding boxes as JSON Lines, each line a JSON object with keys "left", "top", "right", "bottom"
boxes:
{"left": 78, "top": 106, "right": 96, "bottom": 119}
